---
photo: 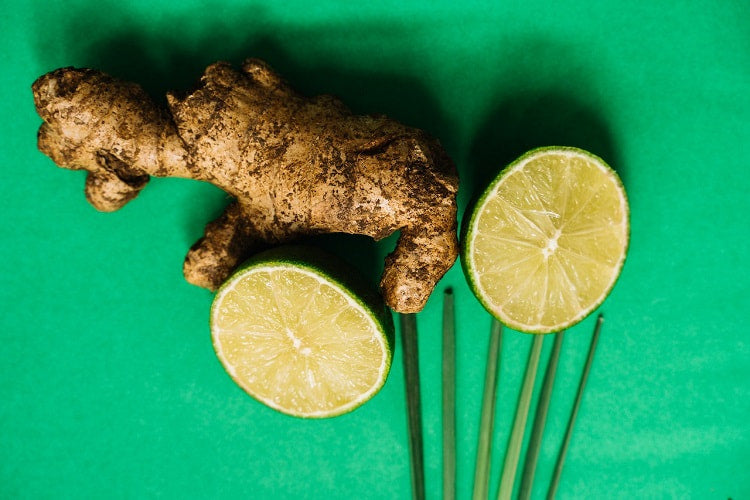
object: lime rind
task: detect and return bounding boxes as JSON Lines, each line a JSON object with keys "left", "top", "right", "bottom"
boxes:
{"left": 210, "top": 245, "right": 394, "bottom": 418}
{"left": 461, "top": 146, "right": 629, "bottom": 334}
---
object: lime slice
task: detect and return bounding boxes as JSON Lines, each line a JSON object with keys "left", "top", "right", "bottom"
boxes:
{"left": 462, "top": 147, "right": 629, "bottom": 333}
{"left": 210, "top": 246, "right": 394, "bottom": 418}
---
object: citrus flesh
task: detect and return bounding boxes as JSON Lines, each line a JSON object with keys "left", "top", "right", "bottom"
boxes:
{"left": 463, "top": 147, "right": 629, "bottom": 333}
{"left": 211, "top": 258, "right": 392, "bottom": 418}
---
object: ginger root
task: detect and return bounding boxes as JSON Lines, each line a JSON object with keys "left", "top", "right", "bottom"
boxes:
{"left": 32, "top": 59, "right": 459, "bottom": 313}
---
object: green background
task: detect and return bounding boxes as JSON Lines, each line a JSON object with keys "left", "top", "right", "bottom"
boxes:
{"left": 2, "top": 0, "right": 749, "bottom": 498}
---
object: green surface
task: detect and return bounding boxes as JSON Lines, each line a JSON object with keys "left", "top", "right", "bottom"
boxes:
{"left": 1, "top": 0, "right": 748, "bottom": 498}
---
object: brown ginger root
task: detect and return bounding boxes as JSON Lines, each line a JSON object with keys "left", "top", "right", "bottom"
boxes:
{"left": 32, "top": 59, "right": 459, "bottom": 313}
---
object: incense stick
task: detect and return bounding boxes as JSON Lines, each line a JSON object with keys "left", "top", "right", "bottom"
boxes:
{"left": 400, "top": 313, "right": 425, "bottom": 500}
{"left": 547, "top": 314, "right": 604, "bottom": 499}
{"left": 472, "top": 319, "right": 503, "bottom": 500}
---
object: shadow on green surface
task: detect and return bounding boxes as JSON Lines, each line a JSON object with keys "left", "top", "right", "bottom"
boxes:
{"left": 466, "top": 92, "right": 624, "bottom": 211}
{"left": 30, "top": 2, "right": 455, "bottom": 290}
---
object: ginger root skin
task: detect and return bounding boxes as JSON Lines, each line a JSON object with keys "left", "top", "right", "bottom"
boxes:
{"left": 32, "top": 59, "right": 459, "bottom": 313}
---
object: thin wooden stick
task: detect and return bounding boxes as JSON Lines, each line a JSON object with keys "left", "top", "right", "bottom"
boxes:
{"left": 472, "top": 319, "right": 503, "bottom": 500}
{"left": 518, "top": 331, "right": 565, "bottom": 500}
{"left": 547, "top": 314, "right": 604, "bottom": 499}
{"left": 497, "top": 334, "right": 544, "bottom": 500}
{"left": 401, "top": 313, "right": 425, "bottom": 500}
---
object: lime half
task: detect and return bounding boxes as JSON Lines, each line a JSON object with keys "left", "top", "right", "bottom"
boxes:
{"left": 462, "top": 147, "right": 629, "bottom": 333}
{"left": 210, "top": 246, "right": 394, "bottom": 418}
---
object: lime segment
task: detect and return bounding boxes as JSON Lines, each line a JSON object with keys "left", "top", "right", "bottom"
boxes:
{"left": 463, "top": 147, "right": 629, "bottom": 333}
{"left": 211, "top": 248, "right": 393, "bottom": 418}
